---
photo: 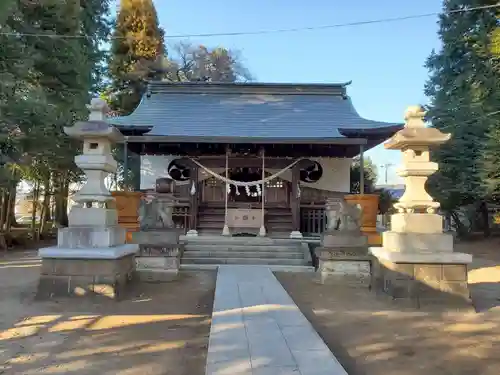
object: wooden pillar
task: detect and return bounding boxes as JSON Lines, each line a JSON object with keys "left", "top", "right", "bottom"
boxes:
{"left": 131, "top": 153, "right": 141, "bottom": 191}
{"left": 359, "top": 144, "right": 365, "bottom": 195}
{"left": 291, "top": 164, "right": 300, "bottom": 232}
{"left": 189, "top": 166, "right": 199, "bottom": 231}
{"left": 259, "top": 148, "right": 266, "bottom": 236}
{"left": 123, "top": 136, "right": 129, "bottom": 189}
{"left": 222, "top": 147, "right": 230, "bottom": 236}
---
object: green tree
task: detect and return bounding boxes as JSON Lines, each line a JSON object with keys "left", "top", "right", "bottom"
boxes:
{"left": 1, "top": 0, "right": 111, "bottom": 231}
{"left": 350, "top": 156, "right": 377, "bottom": 194}
{"left": 108, "top": 0, "right": 165, "bottom": 115}
{"left": 424, "top": 0, "right": 500, "bottom": 236}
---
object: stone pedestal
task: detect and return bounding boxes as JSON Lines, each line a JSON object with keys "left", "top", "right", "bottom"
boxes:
{"left": 315, "top": 199, "right": 370, "bottom": 286}
{"left": 370, "top": 106, "right": 472, "bottom": 306}
{"left": 316, "top": 248, "right": 371, "bottom": 286}
{"left": 36, "top": 99, "right": 139, "bottom": 300}
{"left": 131, "top": 229, "right": 183, "bottom": 282}
{"left": 132, "top": 187, "right": 182, "bottom": 281}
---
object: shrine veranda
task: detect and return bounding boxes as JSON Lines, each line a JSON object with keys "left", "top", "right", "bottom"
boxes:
{"left": 107, "top": 81, "right": 402, "bottom": 238}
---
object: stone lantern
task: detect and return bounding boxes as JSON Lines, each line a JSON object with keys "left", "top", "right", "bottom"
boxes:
{"left": 370, "top": 106, "right": 472, "bottom": 305}
{"left": 36, "top": 98, "right": 139, "bottom": 300}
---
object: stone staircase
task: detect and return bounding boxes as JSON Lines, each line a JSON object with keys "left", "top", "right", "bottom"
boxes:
{"left": 180, "top": 235, "right": 313, "bottom": 271}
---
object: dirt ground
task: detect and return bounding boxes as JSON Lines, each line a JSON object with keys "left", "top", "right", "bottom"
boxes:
{"left": 0, "top": 251, "right": 216, "bottom": 375}
{"left": 276, "top": 238, "right": 500, "bottom": 375}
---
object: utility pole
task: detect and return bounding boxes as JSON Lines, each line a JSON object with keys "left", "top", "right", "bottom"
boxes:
{"left": 380, "top": 163, "right": 394, "bottom": 185}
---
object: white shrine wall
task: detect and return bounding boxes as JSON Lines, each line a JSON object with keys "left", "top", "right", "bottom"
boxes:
{"left": 140, "top": 155, "right": 351, "bottom": 193}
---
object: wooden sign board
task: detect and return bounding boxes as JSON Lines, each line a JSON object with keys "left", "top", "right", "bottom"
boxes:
{"left": 227, "top": 208, "right": 262, "bottom": 228}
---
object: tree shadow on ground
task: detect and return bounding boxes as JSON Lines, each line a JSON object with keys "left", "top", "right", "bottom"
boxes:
{"left": 0, "top": 259, "right": 216, "bottom": 375}
{"left": 277, "top": 269, "right": 500, "bottom": 375}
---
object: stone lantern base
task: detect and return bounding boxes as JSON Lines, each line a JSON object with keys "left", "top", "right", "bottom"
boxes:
{"left": 36, "top": 226, "right": 138, "bottom": 300}
{"left": 369, "top": 213, "right": 473, "bottom": 306}
{"left": 369, "top": 247, "right": 472, "bottom": 306}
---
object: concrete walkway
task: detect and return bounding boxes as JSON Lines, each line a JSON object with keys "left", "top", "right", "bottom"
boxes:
{"left": 206, "top": 265, "right": 348, "bottom": 375}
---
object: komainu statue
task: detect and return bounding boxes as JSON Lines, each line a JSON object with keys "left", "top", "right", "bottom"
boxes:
{"left": 138, "top": 191, "right": 175, "bottom": 231}
{"left": 338, "top": 200, "right": 363, "bottom": 232}
{"left": 325, "top": 198, "right": 341, "bottom": 231}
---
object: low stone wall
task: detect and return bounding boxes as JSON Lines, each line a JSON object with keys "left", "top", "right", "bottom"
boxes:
{"left": 37, "top": 254, "right": 136, "bottom": 300}
{"left": 371, "top": 257, "right": 470, "bottom": 305}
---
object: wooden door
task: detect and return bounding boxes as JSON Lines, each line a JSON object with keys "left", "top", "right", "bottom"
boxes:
{"left": 201, "top": 177, "right": 225, "bottom": 204}
{"left": 265, "top": 178, "right": 289, "bottom": 206}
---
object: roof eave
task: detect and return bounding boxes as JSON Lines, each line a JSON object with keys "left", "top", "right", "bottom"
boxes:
{"left": 121, "top": 135, "right": 367, "bottom": 145}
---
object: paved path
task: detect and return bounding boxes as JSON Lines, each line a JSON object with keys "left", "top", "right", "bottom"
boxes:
{"left": 206, "top": 265, "right": 347, "bottom": 375}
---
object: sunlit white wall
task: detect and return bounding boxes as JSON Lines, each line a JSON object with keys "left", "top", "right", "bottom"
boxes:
{"left": 140, "top": 155, "right": 351, "bottom": 192}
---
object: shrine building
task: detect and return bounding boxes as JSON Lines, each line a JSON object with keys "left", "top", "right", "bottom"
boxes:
{"left": 107, "top": 81, "right": 402, "bottom": 239}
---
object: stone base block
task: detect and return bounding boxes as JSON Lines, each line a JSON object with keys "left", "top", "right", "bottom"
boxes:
{"left": 131, "top": 230, "right": 181, "bottom": 247}
{"left": 369, "top": 248, "right": 472, "bottom": 306}
{"left": 391, "top": 213, "right": 443, "bottom": 234}
{"left": 290, "top": 231, "right": 303, "bottom": 239}
{"left": 136, "top": 256, "right": 180, "bottom": 271}
{"left": 58, "top": 226, "right": 126, "bottom": 248}
{"left": 38, "top": 243, "right": 139, "bottom": 259}
{"left": 317, "top": 259, "right": 371, "bottom": 287}
{"left": 315, "top": 246, "right": 368, "bottom": 259}
{"left": 136, "top": 269, "right": 179, "bottom": 282}
{"left": 315, "top": 247, "right": 371, "bottom": 286}
{"left": 69, "top": 207, "right": 118, "bottom": 227}
{"left": 383, "top": 231, "right": 453, "bottom": 253}
{"left": 186, "top": 229, "right": 198, "bottom": 237}
{"left": 322, "top": 232, "right": 367, "bottom": 248}
{"left": 36, "top": 254, "right": 135, "bottom": 300}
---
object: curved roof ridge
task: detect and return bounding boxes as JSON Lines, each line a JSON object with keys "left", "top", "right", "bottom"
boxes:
{"left": 146, "top": 80, "right": 352, "bottom": 96}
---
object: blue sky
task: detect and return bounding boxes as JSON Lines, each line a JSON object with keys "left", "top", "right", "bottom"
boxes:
{"left": 133, "top": 0, "right": 443, "bottom": 184}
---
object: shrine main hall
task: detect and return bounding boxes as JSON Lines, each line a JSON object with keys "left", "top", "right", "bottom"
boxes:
{"left": 107, "top": 81, "right": 402, "bottom": 239}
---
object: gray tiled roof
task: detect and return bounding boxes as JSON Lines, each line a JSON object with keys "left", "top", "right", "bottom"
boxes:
{"left": 106, "top": 82, "right": 401, "bottom": 140}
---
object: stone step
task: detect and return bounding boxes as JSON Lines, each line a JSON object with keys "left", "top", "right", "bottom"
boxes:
{"left": 183, "top": 250, "right": 304, "bottom": 259}
{"left": 181, "top": 257, "right": 307, "bottom": 266}
{"left": 184, "top": 244, "right": 302, "bottom": 252}
{"left": 181, "top": 235, "right": 305, "bottom": 246}
{"left": 267, "top": 224, "right": 294, "bottom": 231}
{"left": 198, "top": 215, "right": 292, "bottom": 223}
{"left": 195, "top": 230, "right": 296, "bottom": 238}
{"left": 180, "top": 263, "right": 315, "bottom": 272}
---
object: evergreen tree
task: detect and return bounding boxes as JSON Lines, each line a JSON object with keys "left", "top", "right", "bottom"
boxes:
{"left": 81, "top": 0, "right": 113, "bottom": 95}
{"left": 425, "top": 0, "right": 500, "bottom": 212}
{"left": 479, "top": 6, "right": 500, "bottom": 201}
{"left": 5, "top": 0, "right": 112, "bottom": 227}
{"left": 482, "top": 121, "right": 500, "bottom": 201}
{"left": 108, "top": 0, "right": 165, "bottom": 115}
